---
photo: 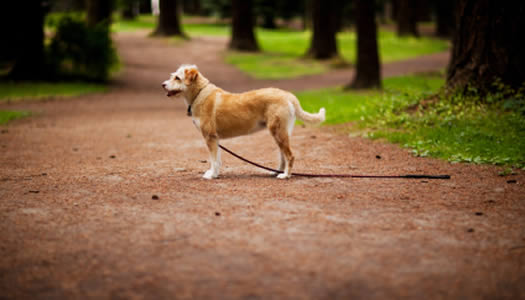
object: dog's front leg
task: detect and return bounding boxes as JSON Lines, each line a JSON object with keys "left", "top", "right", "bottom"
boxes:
{"left": 203, "top": 136, "right": 221, "bottom": 179}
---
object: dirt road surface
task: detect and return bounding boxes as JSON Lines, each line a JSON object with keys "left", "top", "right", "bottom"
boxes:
{"left": 1, "top": 33, "right": 524, "bottom": 299}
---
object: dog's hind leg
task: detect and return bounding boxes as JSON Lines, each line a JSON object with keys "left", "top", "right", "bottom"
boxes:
{"left": 269, "top": 118, "right": 294, "bottom": 179}
{"left": 203, "top": 136, "right": 221, "bottom": 179}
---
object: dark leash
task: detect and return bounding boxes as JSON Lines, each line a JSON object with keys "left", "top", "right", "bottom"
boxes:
{"left": 218, "top": 144, "right": 451, "bottom": 180}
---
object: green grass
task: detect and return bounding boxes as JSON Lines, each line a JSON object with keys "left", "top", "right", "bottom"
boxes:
{"left": 111, "top": 15, "right": 449, "bottom": 79}
{"left": 0, "top": 82, "right": 108, "bottom": 102}
{"left": 0, "top": 111, "right": 31, "bottom": 125}
{"left": 227, "top": 29, "right": 448, "bottom": 79}
{"left": 296, "top": 74, "right": 525, "bottom": 169}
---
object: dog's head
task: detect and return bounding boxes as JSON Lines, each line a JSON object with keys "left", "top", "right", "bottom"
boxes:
{"left": 162, "top": 64, "right": 200, "bottom": 97}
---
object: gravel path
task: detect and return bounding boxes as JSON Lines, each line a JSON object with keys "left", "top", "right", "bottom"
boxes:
{"left": 1, "top": 32, "right": 524, "bottom": 300}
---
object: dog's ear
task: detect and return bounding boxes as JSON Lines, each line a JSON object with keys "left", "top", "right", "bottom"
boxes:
{"left": 184, "top": 68, "right": 198, "bottom": 85}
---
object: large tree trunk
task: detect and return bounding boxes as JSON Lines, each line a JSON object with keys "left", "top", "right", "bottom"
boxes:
{"left": 229, "top": 0, "right": 259, "bottom": 52}
{"left": 434, "top": 0, "right": 454, "bottom": 38}
{"left": 306, "top": 0, "right": 338, "bottom": 59}
{"left": 86, "top": 0, "right": 114, "bottom": 27}
{"left": 447, "top": 1, "right": 525, "bottom": 94}
{"left": 154, "top": 0, "right": 186, "bottom": 37}
{"left": 8, "top": 0, "right": 47, "bottom": 80}
{"left": 347, "top": 0, "right": 381, "bottom": 89}
{"left": 396, "top": 0, "right": 419, "bottom": 37}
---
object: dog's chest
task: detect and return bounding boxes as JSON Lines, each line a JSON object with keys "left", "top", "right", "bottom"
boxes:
{"left": 192, "top": 116, "right": 201, "bottom": 130}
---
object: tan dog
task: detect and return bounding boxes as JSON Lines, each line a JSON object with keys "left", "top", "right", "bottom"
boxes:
{"left": 162, "top": 64, "right": 325, "bottom": 179}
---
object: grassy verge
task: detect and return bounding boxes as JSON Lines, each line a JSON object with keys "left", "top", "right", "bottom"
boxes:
{"left": 296, "top": 74, "right": 525, "bottom": 169}
{"left": 228, "top": 30, "right": 449, "bottom": 79}
{"left": 0, "top": 82, "right": 108, "bottom": 102}
{"left": 0, "top": 111, "right": 31, "bottom": 125}
{"left": 112, "top": 15, "right": 449, "bottom": 79}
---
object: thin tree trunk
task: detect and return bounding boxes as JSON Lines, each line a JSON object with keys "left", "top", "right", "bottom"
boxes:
{"left": 86, "top": 0, "right": 114, "bottom": 27}
{"left": 447, "top": 0, "right": 525, "bottom": 94}
{"left": 229, "top": 0, "right": 259, "bottom": 51}
{"left": 122, "top": 0, "right": 139, "bottom": 20}
{"left": 8, "top": 0, "right": 46, "bottom": 80}
{"left": 306, "top": 0, "right": 338, "bottom": 59}
{"left": 154, "top": 0, "right": 186, "bottom": 37}
{"left": 260, "top": 0, "right": 277, "bottom": 29}
{"left": 435, "top": 0, "right": 454, "bottom": 37}
{"left": 396, "top": 0, "right": 419, "bottom": 37}
{"left": 347, "top": 0, "right": 381, "bottom": 89}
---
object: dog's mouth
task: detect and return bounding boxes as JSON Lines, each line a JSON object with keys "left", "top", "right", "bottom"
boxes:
{"left": 166, "top": 90, "right": 181, "bottom": 97}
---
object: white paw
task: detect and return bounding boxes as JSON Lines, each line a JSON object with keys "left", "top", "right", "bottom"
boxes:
{"left": 202, "top": 169, "right": 218, "bottom": 179}
{"left": 277, "top": 173, "right": 291, "bottom": 179}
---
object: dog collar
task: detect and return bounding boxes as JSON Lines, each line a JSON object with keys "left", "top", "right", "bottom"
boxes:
{"left": 187, "top": 84, "right": 208, "bottom": 117}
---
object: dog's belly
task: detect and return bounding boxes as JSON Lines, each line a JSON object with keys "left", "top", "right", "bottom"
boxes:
{"left": 216, "top": 118, "right": 266, "bottom": 139}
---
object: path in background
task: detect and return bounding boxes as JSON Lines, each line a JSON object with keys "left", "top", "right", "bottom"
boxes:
{"left": 0, "top": 32, "right": 523, "bottom": 299}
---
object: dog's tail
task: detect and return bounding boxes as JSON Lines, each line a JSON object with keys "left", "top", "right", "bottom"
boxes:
{"left": 290, "top": 96, "right": 326, "bottom": 124}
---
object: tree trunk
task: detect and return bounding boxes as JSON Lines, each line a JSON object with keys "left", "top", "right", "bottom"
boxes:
{"left": 229, "top": 0, "right": 259, "bottom": 52}
{"left": 347, "top": 0, "right": 381, "bottom": 89}
{"left": 396, "top": 0, "right": 419, "bottom": 37}
{"left": 86, "top": 0, "right": 114, "bottom": 27}
{"left": 139, "top": 0, "right": 152, "bottom": 14}
{"left": 306, "top": 0, "right": 338, "bottom": 59}
{"left": 434, "top": 0, "right": 454, "bottom": 37}
{"left": 447, "top": 1, "right": 525, "bottom": 94}
{"left": 259, "top": 0, "right": 277, "bottom": 29}
{"left": 154, "top": 0, "right": 186, "bottom": 37}
{"left": 183, "top": 0, "right": 201, "bottom": 15}
{"left": 8, "top": 0, "right": 47, "bottom": 80}
{"left": 122, "top": 0, "right": 139, "bottom": 20}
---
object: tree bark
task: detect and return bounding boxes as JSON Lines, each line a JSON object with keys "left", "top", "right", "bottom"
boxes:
{"left": 121, "top": 0, "right": 139, "bottom": 20}
{"left": 8, "top": 0, "right": 47, "bottom": 80}
{"left": 347, "top": 0, "right": 381, "bottom": 89}
{"left": 259, "top": 0, "right": 277, "bottom": 29}
{"left": 183, "top": 0, "right": 201, "bottom": 15}
{"left": 434, "top": 0, "right": 454, "bottom": 37}
{"left": 229, "top": 0, "right": 259, "bottom": 52}
{"left": 154, "top": 0, "right": 186, "bottom": 37}
{"left": 396, "top": 0, "right": 419, "bottom": 37}
{"left": 86, "top": 0, "right": 114, "bottom": 27}
{"left": 306, "top": 0, "right": 338, "bottom": 59}
{"left": 447, "top": 1, "right": 525, "bottom": 94}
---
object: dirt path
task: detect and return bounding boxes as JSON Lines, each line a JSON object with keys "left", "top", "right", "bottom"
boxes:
{"left": 1, "top": 33, "right": 524, "bottom": 300}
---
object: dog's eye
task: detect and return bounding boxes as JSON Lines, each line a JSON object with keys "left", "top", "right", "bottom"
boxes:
{"left": 175, "top": 76, "right": 181, "bottom": 81}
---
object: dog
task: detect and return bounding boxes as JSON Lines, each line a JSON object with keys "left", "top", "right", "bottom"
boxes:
{"left": 162, "top": 64, "right": 325, "bottom": 179}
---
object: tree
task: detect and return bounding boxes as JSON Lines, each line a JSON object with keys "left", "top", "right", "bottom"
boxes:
{"left": 257, "top": 0, "right": 277, "bottom": 29}
{"left": 154, "top": 0, "right": 186, "bottom": 37}
{"left": 396, "top": 0, "right": 419, "bottom": 37}
{"left": 229, "top": 0, "right": 259, "bottom": 51}
{"left": 86, "top": 0, "right": 114, "bottom": 27}
{"left": 306, "top": 0, "right": 338, "bottom": 59}
{"left": 183, "top": 0, "right": 201, "bottom": 15}
{"left": 434, "top": 0, "right": 454, "bottom": 37}
{"left": 7, "top": 0, "right": 47, "bottom": 80}
{"left": 121, "top": 0, "right": 140, "bottom": 20}
{"left": 347, "top": 0, "right": 381, "bottom": 89}
{"left": 447, "top": 1, "right": 525, "bottom": 94}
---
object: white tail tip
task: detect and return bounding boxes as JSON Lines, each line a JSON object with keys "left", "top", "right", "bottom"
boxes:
{"left": 319, "top": 107, "right": 326, "bottom": 123}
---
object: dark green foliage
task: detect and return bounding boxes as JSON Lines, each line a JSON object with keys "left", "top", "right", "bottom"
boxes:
{"left": 47, "top": 16, "right": 118, "bottom": 82}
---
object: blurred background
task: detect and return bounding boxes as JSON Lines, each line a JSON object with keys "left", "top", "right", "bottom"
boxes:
{"left": 0, "top": 0, "right": 524, "bottom": 168}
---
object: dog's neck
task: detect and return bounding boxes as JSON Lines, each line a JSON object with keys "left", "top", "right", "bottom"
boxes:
{"left": 183, "top": 75, "right": 210, "bottom": 116}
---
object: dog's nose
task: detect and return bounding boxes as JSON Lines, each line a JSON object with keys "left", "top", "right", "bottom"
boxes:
{"left": 162, "top": 83, "right": 166, "bottom": 88}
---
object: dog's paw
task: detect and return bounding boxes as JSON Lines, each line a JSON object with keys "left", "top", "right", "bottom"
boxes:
{"left": 277, "top": 173, "right": 291, "bottom": 179}
{"left": 203, "top": 169, "right": 218, "bottom": 180}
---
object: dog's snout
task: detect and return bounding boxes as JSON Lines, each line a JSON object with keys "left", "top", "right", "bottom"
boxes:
{"left": 162, "top": 83, "right": 166, "bottom": 88}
